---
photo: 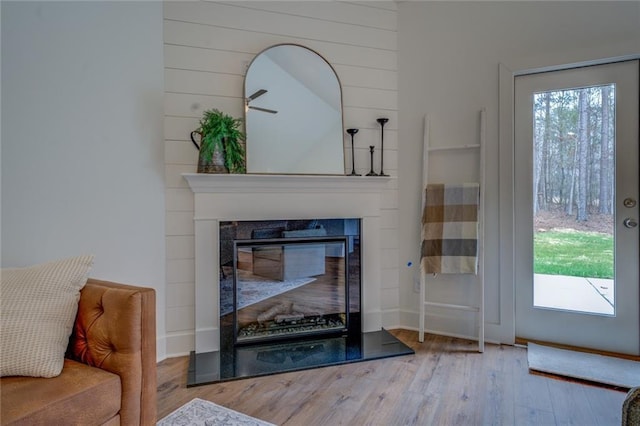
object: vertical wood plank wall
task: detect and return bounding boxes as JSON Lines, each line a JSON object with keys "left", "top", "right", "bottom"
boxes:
{"left": 163, "top": 1, "right": 399, "bottom": 356}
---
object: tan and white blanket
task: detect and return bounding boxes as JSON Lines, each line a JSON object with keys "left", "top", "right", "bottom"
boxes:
{"left": 421, "top": 183, "right": 479, "bottom": 274}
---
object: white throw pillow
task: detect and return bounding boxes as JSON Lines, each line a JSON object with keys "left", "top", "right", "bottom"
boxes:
{"left": 1, "top": 255, "right": 94, "bottom": 378}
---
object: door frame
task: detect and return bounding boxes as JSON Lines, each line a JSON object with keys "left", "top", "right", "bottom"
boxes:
{"left": 497, "top": 53, "right": 640, "bottom": 345}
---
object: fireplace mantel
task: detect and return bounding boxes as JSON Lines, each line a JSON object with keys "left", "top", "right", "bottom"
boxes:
{"left": 183, "top": 172, "right": 395, "bottom": 354}
{"left": 182, "top": 173, "right": 395, "bottom": 193}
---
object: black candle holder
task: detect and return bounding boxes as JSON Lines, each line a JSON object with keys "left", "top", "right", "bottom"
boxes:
{"left": 346, "top": 128, "right": 360, "bottom": 176}
{"left": 366, "top": 145, "right": 378, "bottom": 176}
{"left": 377, "top": 118, "right": 389, "bottom": 176}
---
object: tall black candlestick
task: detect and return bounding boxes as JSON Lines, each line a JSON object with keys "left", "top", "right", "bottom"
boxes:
{"left": 377, "top": 118, "right": 389, "bottom": 176}
{"left": 366, "top": 145, "right": 378, "bottom": 176}
{"left": 346, "top": 128, "right": 360, "bottom": 176}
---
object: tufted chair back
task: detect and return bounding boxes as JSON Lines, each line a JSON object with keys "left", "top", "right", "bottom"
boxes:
{"left": 67, "top": 279, "right": 157, "bottom": 425}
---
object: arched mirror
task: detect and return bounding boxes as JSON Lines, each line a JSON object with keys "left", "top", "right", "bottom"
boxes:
{"left": 244, "top": 44, "right": 345, "bottom": 175}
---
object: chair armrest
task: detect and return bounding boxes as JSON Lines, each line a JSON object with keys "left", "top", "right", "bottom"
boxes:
{"left": 623, "top": 387, "right": 640, "bottom": 426}
{"left": 67, "top": 278, "right": 156, "bottom": 425}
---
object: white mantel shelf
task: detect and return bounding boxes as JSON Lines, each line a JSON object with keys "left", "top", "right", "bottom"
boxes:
{"left": 182, "top": 173, "right": 395, "bottom": 193}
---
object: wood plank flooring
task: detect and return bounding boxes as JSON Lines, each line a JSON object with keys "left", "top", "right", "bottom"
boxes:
{"left": 156, "top": 330, "right": 627, "bottom": 425}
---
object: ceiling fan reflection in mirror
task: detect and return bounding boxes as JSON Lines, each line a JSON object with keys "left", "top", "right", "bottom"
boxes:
{"left": 245, "top": 89, "right": 278, "bottom": 114}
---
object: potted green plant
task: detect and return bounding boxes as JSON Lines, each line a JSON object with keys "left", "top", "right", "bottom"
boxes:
{"left": 190, "top": 109, "right": 246, "bottom": 174}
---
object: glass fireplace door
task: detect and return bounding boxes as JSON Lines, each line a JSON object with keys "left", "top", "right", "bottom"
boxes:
{"left": 233, "top": 237, "right": 349, "bottom": 344}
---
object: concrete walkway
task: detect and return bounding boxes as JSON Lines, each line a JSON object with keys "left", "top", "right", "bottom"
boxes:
{"left": 534, "top": 273, "right": 614, "bottom": 315}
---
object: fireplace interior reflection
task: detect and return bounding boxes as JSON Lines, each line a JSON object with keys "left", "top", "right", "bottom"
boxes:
{"left": 219, "top": 219, "right": 362, "bottom": 348}
{"left": 234, "top": 237, "right": 349, "bottom": 344}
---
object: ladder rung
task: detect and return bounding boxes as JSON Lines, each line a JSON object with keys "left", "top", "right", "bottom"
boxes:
{"left": 424, "top": 301, "right": 480, "bottom": 312}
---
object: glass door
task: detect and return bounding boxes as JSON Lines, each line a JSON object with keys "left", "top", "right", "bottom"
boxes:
{"left": 514, "top": 60, "right": 639, "bottom": 355}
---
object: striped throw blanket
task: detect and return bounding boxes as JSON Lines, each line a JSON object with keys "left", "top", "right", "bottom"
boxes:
{"left": 421, "top": 183, "right": 479, "bottom": 274}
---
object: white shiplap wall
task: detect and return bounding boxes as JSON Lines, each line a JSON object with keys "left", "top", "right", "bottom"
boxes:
{"left": 164, "top": 1, "right": 399, "bottom": 356}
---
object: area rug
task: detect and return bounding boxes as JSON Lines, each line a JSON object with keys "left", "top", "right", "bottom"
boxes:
{"left": 528, "top": 342, "right": 640, "bottom": 389}
{"left": 157, "top": 398, "right": 276, "bottom": 426}
{"left": 220, "top": 274, "right": 315, "bottom": 316}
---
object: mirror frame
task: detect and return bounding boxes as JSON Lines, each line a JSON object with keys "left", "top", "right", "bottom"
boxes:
{"left": 243, "top": 43, "right": 346, "bottom": 175}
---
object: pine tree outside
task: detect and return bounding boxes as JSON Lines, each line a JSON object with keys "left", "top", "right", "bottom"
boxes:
{"left": 532, "top": 85, "right": 615, "bottom": 314}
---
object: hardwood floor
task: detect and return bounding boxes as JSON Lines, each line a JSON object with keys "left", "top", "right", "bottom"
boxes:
{"left": 157, "top": 330, "right": 626, "bottom": 425}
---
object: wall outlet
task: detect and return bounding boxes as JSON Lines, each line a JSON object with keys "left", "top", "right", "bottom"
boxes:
{"left": 413, "top": 273, "right": 421, "bottom": 293}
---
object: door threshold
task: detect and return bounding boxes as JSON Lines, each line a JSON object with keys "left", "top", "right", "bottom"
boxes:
{"left": 515, "top": 337, "right": 640, "bottom": 362}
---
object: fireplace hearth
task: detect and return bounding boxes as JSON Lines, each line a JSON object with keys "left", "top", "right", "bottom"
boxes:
{"left": 187, "top": 328, "right": 414, "bottom": 386}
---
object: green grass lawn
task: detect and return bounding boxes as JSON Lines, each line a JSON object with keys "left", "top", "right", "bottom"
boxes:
{"left": 534, "top": 229, "right": 614, "bottom": 279}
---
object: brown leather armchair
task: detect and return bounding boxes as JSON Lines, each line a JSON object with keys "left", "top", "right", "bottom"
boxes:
{"left": 1, "top": 279, "right": 157, "bottom": 425}
{"left": 623, "top": 387, "right": 640, "bottom": 426}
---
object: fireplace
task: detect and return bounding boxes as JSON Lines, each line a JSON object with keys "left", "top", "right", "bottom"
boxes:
{"left": 182, "top": 173, "right": 413, "bottom": 386}
{"left": 219, "top": 219, "right": 361, "bottom": 348}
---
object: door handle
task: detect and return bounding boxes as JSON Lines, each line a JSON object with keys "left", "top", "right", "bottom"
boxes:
{"left": 623, "top": 218, "right": 638, "bottom": 228}
{"left": 623, "top": 198, "right": 637, "bottom": 208}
